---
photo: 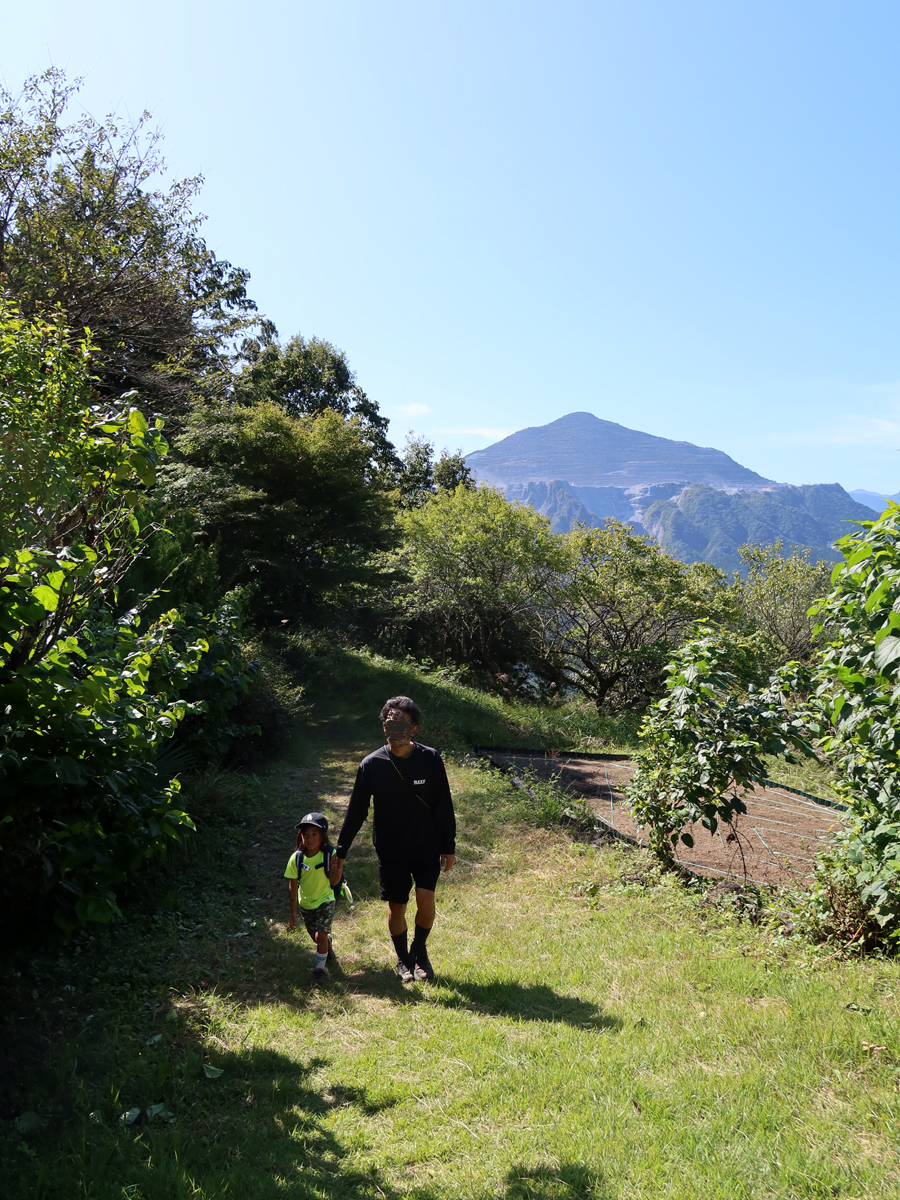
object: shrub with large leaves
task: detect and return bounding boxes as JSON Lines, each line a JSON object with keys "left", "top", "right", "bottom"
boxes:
{"left": 806, "top": 504, "right": 900, "bottom": 933}
{"left": 627, "top": 629, "right": 812, "bottom": 861}
{"left": 0, "top": 302, "right": 252, "bottom": 929}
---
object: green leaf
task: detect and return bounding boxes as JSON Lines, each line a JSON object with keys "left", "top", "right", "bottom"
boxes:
{"left": 874, "top": 636, "right": 900, "bottom": 671}
{"left": 202, "top": 1063, "right": 223, "bottom": 1079}
{"left": 119, "top": 1107, "right": 141, "bottom": 1126}
{"left": 31, "top": 584, "right": 60, "bottom": 612}
{"left": 127, "top": 408, "right": 149, "bottom": 435}
{"left": 680, "top": 832, "right": 694, "bottom": 848}
{"left": 129, "top": 452, "right": 156, "bottom": 487}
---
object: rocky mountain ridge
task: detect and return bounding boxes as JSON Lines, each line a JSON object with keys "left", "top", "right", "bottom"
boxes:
{"left": 466, "top": 413, "right": 874, "bottom": 572}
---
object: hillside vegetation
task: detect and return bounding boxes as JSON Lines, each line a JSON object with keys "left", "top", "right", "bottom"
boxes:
{"left": 2, "top": 649, "right": 898, "bottom": 1200}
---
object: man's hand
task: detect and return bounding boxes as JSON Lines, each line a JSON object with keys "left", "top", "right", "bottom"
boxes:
{"left": 330, "top": 856, "right": 345, "bottom": 885}
{"left": 441, "top": 853, "right": 455, "bottom": 873}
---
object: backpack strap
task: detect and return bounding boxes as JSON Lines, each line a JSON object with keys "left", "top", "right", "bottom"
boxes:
{"left": 293, "top": 849, "right": 304, "bottom": 875}
{"left": 388, "top": 756, "right": 432, "bottom": 812}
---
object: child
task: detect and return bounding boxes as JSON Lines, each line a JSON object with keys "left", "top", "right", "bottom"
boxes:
{"left": 285, "top": 811, "right": 344, "bottom": 984}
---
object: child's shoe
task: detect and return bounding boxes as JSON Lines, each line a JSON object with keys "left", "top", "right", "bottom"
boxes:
{"left": 312, "top": 967, "right": 327, "bottom": 986}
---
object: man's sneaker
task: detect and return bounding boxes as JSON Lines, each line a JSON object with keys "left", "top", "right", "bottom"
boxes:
{"left": 412, "top": 945, "right": 434, "bottom": 981}
{"left": 395, "top": 956, "right": 415, "bottom": 983}
{"left": 312, "top": 967, "right": 327, "bottom": 986}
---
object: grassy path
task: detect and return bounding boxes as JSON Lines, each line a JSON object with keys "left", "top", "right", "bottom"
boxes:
{"left": 2, "top": 652, "right": 900, "bottom": 1198}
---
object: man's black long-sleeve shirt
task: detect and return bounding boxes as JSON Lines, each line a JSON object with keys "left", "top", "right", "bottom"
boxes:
{"left": 335, "top": 743, "right": 456, "bottom": 863}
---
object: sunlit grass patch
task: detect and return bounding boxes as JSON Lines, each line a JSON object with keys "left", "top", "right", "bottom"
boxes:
{"left": 3, "top": 651, "right": 900, "bottom": 1199}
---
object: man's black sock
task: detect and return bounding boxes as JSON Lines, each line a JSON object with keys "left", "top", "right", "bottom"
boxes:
{"left": 410, "top": 923, "right": 432, "bottom": 953}
{"left": 391, "top": 931, "right": 411, "bottom": 964}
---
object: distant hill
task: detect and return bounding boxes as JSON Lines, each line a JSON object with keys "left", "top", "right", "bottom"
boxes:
{"left": 643, "top": 483, "right": 873, "bottom": 573}
{"left": 466, "top": 412, "right": 876, "bottom": 572}
{"left": 849, "top": 488, "right": 900, "bottom": 513}
{"left": 466, "top": 412, "right": 773, "bottom": 489}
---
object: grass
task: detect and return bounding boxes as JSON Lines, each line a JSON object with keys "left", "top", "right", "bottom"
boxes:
{"left": 760, "top": 752, "right": 843, "bottom": 805}
{"left": 2, "top": 648, "right": 899, "bottom": 1199}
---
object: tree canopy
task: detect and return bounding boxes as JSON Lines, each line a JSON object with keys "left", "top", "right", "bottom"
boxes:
{"left": 395, "top": 485, "right": 563, "bottom": 678}
{"left": 164, "top": 402, "right": 397, "bottom": 619}
{"left": 545, "top": 521, "right": 733, "bottom": 711}
{"left": 0, "top": 69, "right": 256, "bottom": 417}
{"left": 233, "top": 332, "right": 396, "bottom": 474}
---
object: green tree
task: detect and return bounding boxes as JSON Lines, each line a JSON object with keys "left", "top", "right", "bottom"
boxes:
{"left": 434, "top": 448, "right": 475, "bottom": 493}
{"left": 233, "top": 331, "right": 396, "bottom": 474}
{"left": 0, "top": 69, "right": 256, "bottom": 417}
{"left": 0, "top": 300, "right": 252, "bottom": 928}
{"left": 163, "top": 401, "right": 397, "bottom": 620}
{"left": 398, "top": 434, "right": 475, "bottom": 508}
{"left": 546, "top": 521, "right": 734, "bottom": 711}
{"left": 395, "top": 486, "right": 563, "bottom": 677}
{"left": 399, "top": 432, "right": 436, "bottom": 507}
{"left": 735, "top": 541, "right": 832, "bottom": 669}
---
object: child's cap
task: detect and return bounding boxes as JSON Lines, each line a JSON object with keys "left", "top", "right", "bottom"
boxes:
{"left": 296, "top": 812, "right": 328, "bottom": 834}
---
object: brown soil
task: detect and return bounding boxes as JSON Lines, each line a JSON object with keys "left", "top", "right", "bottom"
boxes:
{"left": 484, "top": 751, "right": 844, "bottom": 887}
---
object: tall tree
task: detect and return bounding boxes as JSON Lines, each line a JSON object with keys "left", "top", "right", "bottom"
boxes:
{"left": 545, "top": 521, "right": 733, "bottom": 710}
{"left": 163, "top": 402, "right": 398, "bottom": 619}
{"left": 734, "top": 541, "right": 832, "bottom": 667}
{"left": 0, "top": 69, "right": 256, "bottom": 417}
{"left": 398, "top": 434, "right": 475, "bottom": 507}
{"left": 399, "top": 432, "right": 436, "bottom": 508}
{"left": 233, "top": 331, "right": 397, "bottom": 475}
{"left": 434, "top": 448, "right": 476, "bottom": 494}
{"left": 395, "top": 486, "right": 563, "bottom": 676}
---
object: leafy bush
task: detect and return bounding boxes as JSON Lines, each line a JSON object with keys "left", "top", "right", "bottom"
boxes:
{"left": 0, "top": 604, "right": 250, "bottom": 930}
{"left": 0, "top": 301, "right": 253, "bottom": 930}
{"left": 627, "top": 628, "right": 812, "bottom": 862}
{"left": 803, "top": 504, "right": 900, "bottom": 937}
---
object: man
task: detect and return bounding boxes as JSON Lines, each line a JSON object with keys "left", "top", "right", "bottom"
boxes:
{"left": 332, "top": 695, "right": 456, "bottom": 981}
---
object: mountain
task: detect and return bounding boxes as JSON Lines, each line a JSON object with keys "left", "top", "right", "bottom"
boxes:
{"left": 466, "top": 413, "right": 876, "bottom": 572}
{"left": 504, "top": 481, "right": 605, "bottom": 534}
{"left": 465, "top": 412, "right": 773, "bottom": 489}
{"left": 849, "top": 489, "right": 900, "bottom": 513}
{"left": 643, "top": 483, "right": 872, "bottom": 573}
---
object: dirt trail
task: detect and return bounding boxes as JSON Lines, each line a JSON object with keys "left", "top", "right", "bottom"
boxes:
{"left": 482, "top": 750, "right": 844, "bottom": 887}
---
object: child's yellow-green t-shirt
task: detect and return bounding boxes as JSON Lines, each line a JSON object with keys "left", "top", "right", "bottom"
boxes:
{"left": 284, "top": 850, "right": 334, "bottom": 910}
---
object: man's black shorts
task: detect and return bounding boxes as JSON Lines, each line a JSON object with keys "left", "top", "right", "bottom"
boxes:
{"left": 378, "top": 856, "right": 441, "bottom": 903}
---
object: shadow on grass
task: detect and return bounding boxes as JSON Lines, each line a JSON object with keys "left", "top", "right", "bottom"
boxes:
{"left": 337, "top": 967, "right": 621, "bottom": 1031}
{"left": 16, "top": 1037, "right": 609, "bottom": 1200}
{"left": 502, "top": 1164, "right": 610, "bottom": 1199}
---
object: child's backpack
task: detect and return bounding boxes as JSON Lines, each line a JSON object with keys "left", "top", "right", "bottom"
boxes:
{"left": 292, "top": 845, "right": 353, "bottom": 905}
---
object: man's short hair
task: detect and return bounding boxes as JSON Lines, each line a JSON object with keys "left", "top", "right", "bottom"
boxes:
{"left": 380, "top": 695, "right": 421, "bottom": 726}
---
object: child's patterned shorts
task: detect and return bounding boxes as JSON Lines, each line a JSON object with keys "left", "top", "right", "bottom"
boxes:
{"left": 301, "top": 900, "right": 335, "bottom": 937}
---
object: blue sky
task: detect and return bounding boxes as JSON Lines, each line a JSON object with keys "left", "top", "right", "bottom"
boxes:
{"left": 5, "top": 1, "right": 900, "bottom": 493}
